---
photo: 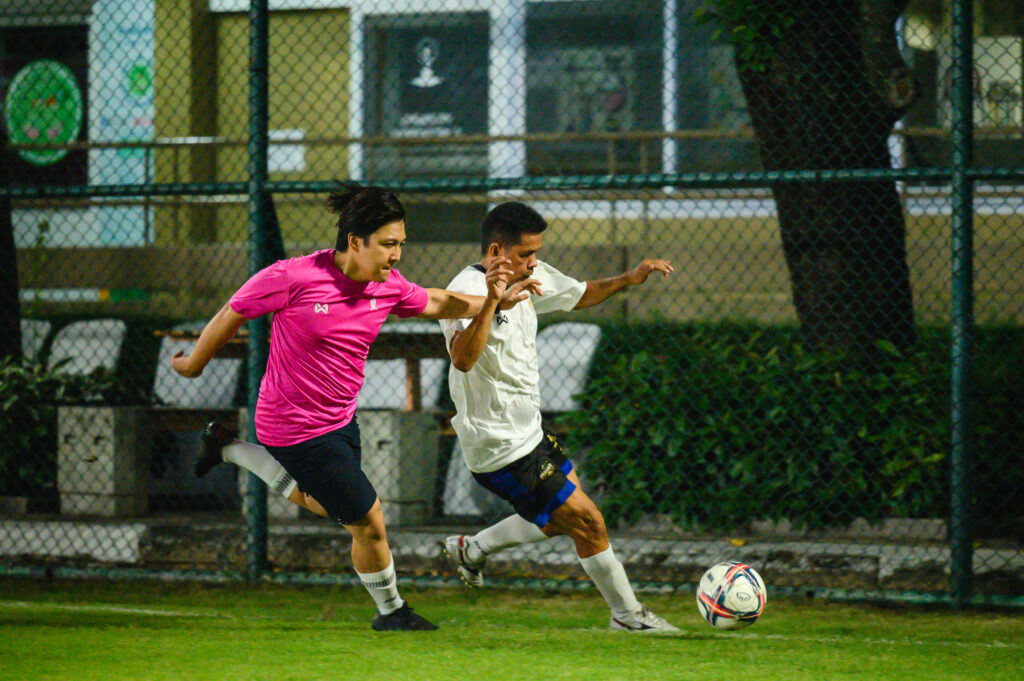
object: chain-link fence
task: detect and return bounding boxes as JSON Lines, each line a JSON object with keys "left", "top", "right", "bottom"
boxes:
{"left": 1, "top": 0, "right": 1021, "bottom": 606}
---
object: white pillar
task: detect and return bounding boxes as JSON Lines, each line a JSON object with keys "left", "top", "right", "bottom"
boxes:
{"left": 890, "top": 16, "right": 906, "bottom": 195}
{"left": 661, "top": 0, "right": 679, "bottom": 179}
{"left": 348, "top": 7, "right": 366, "bottom": 181}
{"left": 488, "top": 0, "right": 526, "bottom": 180}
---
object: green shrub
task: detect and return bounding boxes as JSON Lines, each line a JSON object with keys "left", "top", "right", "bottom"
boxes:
{"left": 971, "top": 327, "right": 1024, "bottom": 540}
{"left": 0, "top": 356, "right": 151, "bottom": 498}
{"left": 560, "top": 324, "right": 953, "bottom": 532}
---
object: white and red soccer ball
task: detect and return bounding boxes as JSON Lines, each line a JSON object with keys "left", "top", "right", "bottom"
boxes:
{"left": 696, "top": 561, "right": 767, "bottom": 630}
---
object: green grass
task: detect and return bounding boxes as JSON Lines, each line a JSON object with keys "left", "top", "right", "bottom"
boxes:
{"left": 0, "top": 578, "right": 1021, "bottom": 681}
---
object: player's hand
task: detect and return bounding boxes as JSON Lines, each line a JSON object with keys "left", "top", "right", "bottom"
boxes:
{"left": 627, "top": 259, "right": 674, "bottom": 286}
{"left": 499, "top": 278, "right": 542, "bottom": 309}
{"left": 485, "top": 257, "right": 515, "bottom": 302}
{"left": 171, "top": 351, "right": 203, "bottom": 378}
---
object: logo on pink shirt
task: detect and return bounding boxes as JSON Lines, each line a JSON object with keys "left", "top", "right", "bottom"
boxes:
{"left": 314, "top": 303, "right": 329, "bottom": 314}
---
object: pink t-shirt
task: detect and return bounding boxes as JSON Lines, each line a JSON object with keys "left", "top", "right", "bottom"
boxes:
{"left": 229, "top": 249, "right": 429, "bottom": 446}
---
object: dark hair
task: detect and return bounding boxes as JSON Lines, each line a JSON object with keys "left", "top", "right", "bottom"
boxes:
{"left": 480, "top": 202, "right": 547, "bottom": 254}
{"left": 327, "top": 182, "right": 406, "bottom": 252}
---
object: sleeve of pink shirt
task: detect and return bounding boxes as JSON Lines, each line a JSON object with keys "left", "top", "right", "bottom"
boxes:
{"left": 389, "top": 269, "right": 430, "bottom": 318}
{"left": 229, "top": 261, "right": 291, "bottom": 319}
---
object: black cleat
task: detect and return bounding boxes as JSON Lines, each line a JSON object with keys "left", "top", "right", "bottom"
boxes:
{"left": 370, "top": 603, "right": 438, "bottom": 631}
{"left": 195, "top": 421, "right": 236, "bottom": 478}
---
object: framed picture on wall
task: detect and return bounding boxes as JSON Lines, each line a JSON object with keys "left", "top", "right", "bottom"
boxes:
{"left": 1, "top": 23, "right": 88, "bottom": 186}
{"left": 525, "top": 0, "right": 662, "bottom": 175}
{"left": 363, "top": 12, "right": 489, "bottom": 181}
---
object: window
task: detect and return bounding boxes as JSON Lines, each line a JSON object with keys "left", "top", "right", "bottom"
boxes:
{"left": 361, "top": 12, "right": 490, "bottom": 242}
{"left": 363, "top": 12, "right": 489, "bottom": 181}
{"left": 902, "top": 0, "right": 1024, "bottom": 169}
{"left": 526, "top": 0, "right": 662, "bottom": 175}
{"left": 675, "top": 0, "right": 758, "bottom": 172}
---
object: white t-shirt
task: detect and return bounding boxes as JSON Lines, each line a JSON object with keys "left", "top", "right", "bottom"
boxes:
{"left": 439, "top": 260, "right": 587, "bottom": 473}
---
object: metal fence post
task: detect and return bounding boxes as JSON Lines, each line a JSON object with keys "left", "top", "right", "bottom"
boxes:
{"left": 949, "top": 0, "right": 975, "bottom": 608}
{"left": 245, "top": 0, "right": 271, "bottom": 581}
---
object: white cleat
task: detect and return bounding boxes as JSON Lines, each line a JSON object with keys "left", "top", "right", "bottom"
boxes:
{"left": 609, "top": 605, "right": 680, "bottom": 634}
{"left": 443, "top": 535, "right": 485, "bottom": 588}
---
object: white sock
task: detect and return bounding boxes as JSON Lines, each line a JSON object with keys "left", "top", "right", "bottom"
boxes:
{"left": 223, "top": 441, "right": 297, "bottom": 498}
{"left": 469, "top": 515, "right": 548, "bottom": 562}
{"left": 578, "top": 545, "right": 641, "bottom": 619}
{"left": 356, "top": 555, "right": 404, "bottom": 615}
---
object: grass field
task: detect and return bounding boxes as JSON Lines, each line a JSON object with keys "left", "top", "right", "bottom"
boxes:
{"left": 1, "top": 577, "right": 1021, "bottom": 681}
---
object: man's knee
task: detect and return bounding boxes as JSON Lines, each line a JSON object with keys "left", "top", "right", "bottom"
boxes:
{"left": 345, "top": 503, "right": 387, "bottom": 544}
{"left": 350, "top": 522, "right": 387, "bottom": 546}
{"left": 580, "top": 507, "right": 607, "bottom": 543}
{"left": 559, "top": 496, "right": 607, "bottom": 544}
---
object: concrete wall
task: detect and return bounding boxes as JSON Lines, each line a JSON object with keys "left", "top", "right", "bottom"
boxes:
{"left": 153, "top": 0, "right": 218, "bottom": 243}
{"left": 212, "top": 8, "right": 350, "bottom": 190}
{"left": 152, "top": 6, "right": 350, "bottom": 244}
{"left": 17, "top": 209, "right": 1024, "bottom": 324}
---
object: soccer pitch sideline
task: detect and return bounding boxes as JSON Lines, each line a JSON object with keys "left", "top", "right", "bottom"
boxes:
{"left": 0, "top": 578, "right": 1020, "bottom": 681}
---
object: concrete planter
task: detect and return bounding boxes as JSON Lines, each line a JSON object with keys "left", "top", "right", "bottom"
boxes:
{"left": 359, "top": 410, "right": 440, "bottom": 527}
{"left": 238, "top": 410, "right": 440, "bottom": 526}
{"left": 57, "top": 406, "right": 150, "bottom": 517}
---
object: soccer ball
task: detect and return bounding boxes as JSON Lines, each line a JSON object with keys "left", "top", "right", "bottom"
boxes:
{"left": 695, "top": 561, "right": 767, "bottom": 630}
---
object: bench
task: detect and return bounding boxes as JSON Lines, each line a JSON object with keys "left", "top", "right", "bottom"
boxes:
{"left": 57, "top": 322, "right": 243, "bottom": 517}
{"left": 55, "top": 321, "right": 452, "bottom": 521}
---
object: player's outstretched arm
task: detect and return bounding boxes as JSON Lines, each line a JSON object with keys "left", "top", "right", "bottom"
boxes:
{"left": 171, "top": 302, "right": 246, "bottom": 377}
{"left": 418, "top": 289, "right": 486, "bottom": 320}
{"left": 573, "top": 258, "right": 674, "bottom": 310}
{"left": 417, "top": 258, "right": 537, "bottom": 320}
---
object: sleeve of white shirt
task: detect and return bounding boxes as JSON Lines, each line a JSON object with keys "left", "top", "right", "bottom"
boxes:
{"left": 530, "top": 260, "right": 587, "bottom": 314}
{"left": 437, "top": 267, "right": 488, "bottom": 347}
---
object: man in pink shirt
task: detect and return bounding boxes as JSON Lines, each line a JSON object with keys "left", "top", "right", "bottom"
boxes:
{"left": 171, "top": 183, "right": 536, "bottom": 631}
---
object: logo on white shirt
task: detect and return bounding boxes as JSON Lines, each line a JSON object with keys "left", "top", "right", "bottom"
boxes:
{"left": 370, "top": 299, "right": 378, "bottom": 311}
{"left": 314, "top": 303, "right": 329, "bottom": 314}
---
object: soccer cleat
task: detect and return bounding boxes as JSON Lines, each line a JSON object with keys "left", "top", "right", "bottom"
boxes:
{"left": 371, "top": 603, "right": 438, "bottom": 631}
{"left": 194, "top": 421, "right": 236, "bottom": 478}
{"left": 609, "top": 605, "right": 680, "bottom": 634}
{"left": 443, "top": 535, "right": 485, "bottom": 588}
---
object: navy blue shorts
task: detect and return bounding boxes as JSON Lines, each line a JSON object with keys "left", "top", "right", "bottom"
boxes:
{"left": 264, "top": 419, "right": 377, "bottom": 526}
{"left": 472, "top": 430, "right": 576, "bottom": 528}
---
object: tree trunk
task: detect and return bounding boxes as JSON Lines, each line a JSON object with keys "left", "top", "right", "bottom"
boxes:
{"left": 0, "top": 134, "right": 22, "bottom": 362}
{"left": 735, "top": 0, "right": 917, "bottom": 353}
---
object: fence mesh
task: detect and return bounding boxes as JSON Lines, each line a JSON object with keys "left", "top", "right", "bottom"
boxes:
{"left": 1, "top": 0, "right": 1022, "bottom": 602}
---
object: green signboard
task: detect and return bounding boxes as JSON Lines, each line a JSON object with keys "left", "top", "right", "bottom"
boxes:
{"left": 3, "top": 59, "right": 84, "bottom": 166}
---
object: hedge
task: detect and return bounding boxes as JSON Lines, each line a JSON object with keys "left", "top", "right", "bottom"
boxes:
{"left": 558, "top": 323, "right": 1023, "bottom": 539}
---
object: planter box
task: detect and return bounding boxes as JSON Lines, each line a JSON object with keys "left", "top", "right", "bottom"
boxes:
{"left": 359, "top": 410, "right": 439, "bottom": 526}
{"left": 57, "top": 407, "right": 150, "bottom": 517}
{"left": 238, "top": 410, "right": 440, "bottom": 526}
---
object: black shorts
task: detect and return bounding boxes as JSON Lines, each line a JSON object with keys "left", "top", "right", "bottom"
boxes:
{"left": 472, "top": 430, "right": 576, "bottom": 528}
{"left": 264, "top": 419, "right": 377, "bottom": 526}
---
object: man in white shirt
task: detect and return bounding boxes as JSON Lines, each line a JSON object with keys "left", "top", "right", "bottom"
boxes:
{"left": 439, "top": 202, "right": 678, "bottom": 633}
